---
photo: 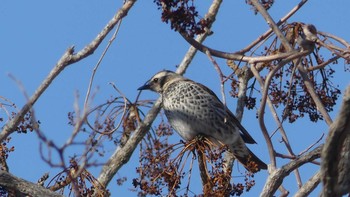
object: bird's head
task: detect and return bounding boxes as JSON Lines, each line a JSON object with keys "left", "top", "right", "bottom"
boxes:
{"left": 138, "top": 70, "right": 183, "bottom": 93}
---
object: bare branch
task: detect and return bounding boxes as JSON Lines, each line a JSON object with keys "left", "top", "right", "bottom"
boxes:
{"left": 307, "top": 55, "right": 341, "bottom": 71}
{"left": 84, "top": 17, "right": 124, "bottom": 109}
{"left": 294, "top": 171, "right": 321, "bottom": 197}
{"left": 205, "top": 50, "right": 227, "bottom": 105}
{"left": 0, "top": 171, "right": 63, "bottom": 197}
{"left": 321, "top": 85, "right": 350, "bottom": 197}
{"left": 180, "top": 32, "right": 308, "bottom": 63}
{"left": 319, "top": 31, "right": 350, "bottom": 48}
{"left": 260, "top": 145, "right": 323, "bottom": 197}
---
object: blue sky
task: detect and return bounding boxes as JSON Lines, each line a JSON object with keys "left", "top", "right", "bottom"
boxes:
{"left": 1, "top": 0, "right": 349, "bottom": 196}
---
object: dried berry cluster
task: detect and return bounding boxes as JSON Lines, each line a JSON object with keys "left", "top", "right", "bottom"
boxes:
{"left": 67, "top": 96, "right": 143, "bottom": 157}
{"left": 14, "top": 111, "right": 38, "bottom": 133}
{"left": 230, "top": 23, "right": 341, "bottom": 123}
{"left": 267, "top": 63, "right": 340, "bottom": 123}
{"left": 230, "top": 64, "right": 341, "bottom": 123}
{"left": 0, "top": 138, "right": 14, "bottom": 161}
{"left": 0, "top": 137, "right": 13, "bottom": 172}
{"left": 68, "top": 97, "right": 126, "bottom": 135}
{"left": 134, "top": 125, "right": 257, "bottom": 196}
{"left": 229, "top": 79, "right": 257, "bottom": 110}
{"left": 47, "top": 159, "right": 109, "bottom": 197}
{"left": 0, "top": 105, "right": 36, "bottom": 138}
{"left": 154, "top": 0, "right": 209, "bottom": 37}
{"left": 201, "top": 144, "right": 256, "bottom": 196}
{"left": 268, "top": 24, "right": 341, "bottom": 122}
{"left": 133, "top": 122, "right": 177, "bottom": 196}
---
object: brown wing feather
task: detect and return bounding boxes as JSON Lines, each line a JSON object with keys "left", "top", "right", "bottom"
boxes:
{"left": 193, "top": 81, "right": 257, "bottom": 144}
{"left": 234, "top": 147, "right": 268, "bottom": 172}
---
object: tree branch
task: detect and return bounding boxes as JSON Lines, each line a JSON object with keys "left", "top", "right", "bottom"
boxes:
{"left": 294, "top": 171, "right": 321, "bottom": 197}
{"left": 180, "top": 32, "right": 308, "bottom": 63}
{"left": 321, "top": 85, "right": 350, "bottom": 196}
{"left": 0, "top": 171, "right": 63, "bottom": 197}
{"left": 260, "top": 145, "right": 323, "bottom": 197}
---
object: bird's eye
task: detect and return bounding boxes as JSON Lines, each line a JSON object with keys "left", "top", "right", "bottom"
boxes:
{"left": 153, "top": 78, "right": 159, "bottom": 83}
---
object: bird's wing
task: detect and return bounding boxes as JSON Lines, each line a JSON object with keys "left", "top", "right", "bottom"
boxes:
{"left": 195, "top": 81, "right": 257, "bottom": 144}
{"left": 224, "top": 106, "right": 257, "bottom": 144}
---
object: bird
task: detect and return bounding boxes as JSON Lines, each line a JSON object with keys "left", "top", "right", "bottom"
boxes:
{"left": 138, "top": 70, "right": 267, "bottom": 172}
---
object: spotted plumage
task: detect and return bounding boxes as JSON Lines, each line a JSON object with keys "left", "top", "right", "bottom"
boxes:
{"left": 138, "top": 70, "right": 267, "bottom": 171}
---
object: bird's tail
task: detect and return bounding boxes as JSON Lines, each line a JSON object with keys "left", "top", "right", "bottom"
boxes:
{"left": 231, "top": 146, "right": 267, "bottom": 173}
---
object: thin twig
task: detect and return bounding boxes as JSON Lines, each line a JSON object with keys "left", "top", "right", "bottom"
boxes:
{"left": 237, "top": 0, "right": 309, "bottom": 54}
{"left": 84, "top": 18, "right": 123, "bottom": 109}
{"left": 299, "top": 133, "right": 324, "bottom": 156}
{"left": 205, "top": 50, "right": 226, "bottom": 105}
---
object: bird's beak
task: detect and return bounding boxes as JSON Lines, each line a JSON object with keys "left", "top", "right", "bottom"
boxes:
{"left": 137, "top": 82, "right": 151, "bottom": 90}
